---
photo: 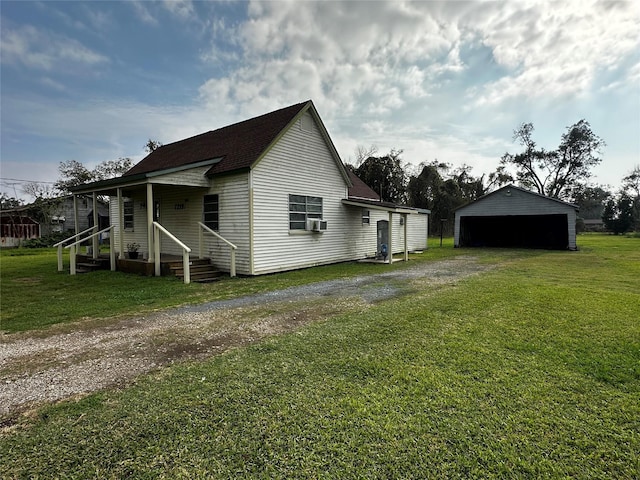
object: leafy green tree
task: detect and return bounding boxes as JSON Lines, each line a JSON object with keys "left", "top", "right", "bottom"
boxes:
{"left": 145, "top": 139, "right": 163, "bottom": 153}
{"left": 55, "top": 160, "right": 93, "bottom": 192}
{"left": 486, "top": 165, "right": 514, "bottom": 190}
{"left": 354, "top": 149, "right": 407, "bottom": 203}
{"left": 501, "top": 120, "right": 605, "bottom": 199}
{"left": 406, "top": 162, "right": 444, "bottom": 210}
{"left": 0, "top": 193, "right": 24, "bottom": 210}
{"left": 622, "top": 166, "right": 640, "bottom": 198}
{"left": 55, "top": 158, "right": 132, "bottom": 193}
{"left": 452, "top": 164, "right": 486, "bottom": 202}
{"left": 621, "top": 166, "right": 640, "bottom": 231}
{"left": 602, "top": 194, "right": 634, "bottom": 234}
{"left": 432, "top": 179, "right": 465, "bottom": 235}
{"left": 407, "top": 161, "right": 485, "bottom": 236}
{"left": 570, "top": 185, "right": 611, "bottom": 219}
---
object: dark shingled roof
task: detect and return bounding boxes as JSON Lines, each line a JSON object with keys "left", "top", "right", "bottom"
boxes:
{"left": 124, "top": 101, "right": 311, "bottom": 177}
{"left": 347, "top": 169, "right": 380, "bottom": 201}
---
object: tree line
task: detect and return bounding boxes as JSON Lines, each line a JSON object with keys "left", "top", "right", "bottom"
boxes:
{"left": 2, "top": 124, "right": 639, "bottom": 236}
{"left": 349, "top": 120, "right": 638, "bottom": 235}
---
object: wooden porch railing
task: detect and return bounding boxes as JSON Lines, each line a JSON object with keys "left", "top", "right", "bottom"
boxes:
{"left": 198, "top": 222, "right": 237, "bottom": 277}
{"left": 54, "top": 226, "right": 96, "bottom": 272}
{"left": 153, "top": 221, "right": 191, "bottom": 284}
{"left": 61, "top": 226, "right": 115, "bottom": 275}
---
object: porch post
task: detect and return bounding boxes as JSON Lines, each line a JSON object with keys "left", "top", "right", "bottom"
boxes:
{"left": 117, "top": 188, "right": 125, "bottom": 259}
{"left": 388, "top": 211, "right": 393, "bottom": 264}
{"left": 403, "top": 213, "right": 409, "bottom": 262}
{"left": 146, "top": 183, "right": 154, "bottom": 264}
{"left": 92, "top": 192, "right": 98, "bottom": 259}
{"left": 73, "top": 195, "right": 79, "bottom": 236}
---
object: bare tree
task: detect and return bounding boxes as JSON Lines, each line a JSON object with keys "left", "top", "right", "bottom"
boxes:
{"left": 354, "top": 145, "right": 378, "bottom": 167}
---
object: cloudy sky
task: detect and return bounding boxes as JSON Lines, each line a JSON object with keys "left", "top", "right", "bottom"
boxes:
{"left": 1, "top": 0, "right": 639, "bottom": 201}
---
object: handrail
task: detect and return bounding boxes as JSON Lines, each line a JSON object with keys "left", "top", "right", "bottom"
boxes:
{"left": 53, "top": 226, "right": 96, "bottom": 248}
{"left": 198, "top": 222, "right": 237, "bottom": 277}
{"left": 55, "top": 226, "right": 97, "bottom": 271}
{"left": 63, "top": 225, "right": 115, "bottom": 275}
{"left": 153, "top": 221, "right": 191, "bottom": 284}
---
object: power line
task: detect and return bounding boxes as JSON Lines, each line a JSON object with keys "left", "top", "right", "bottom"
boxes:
{"left": 0, "top": 177, "right": 57, "bottom": 184}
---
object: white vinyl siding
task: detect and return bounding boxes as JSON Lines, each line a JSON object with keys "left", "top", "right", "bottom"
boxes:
{"left": 203, "top": 174, "right": 250, "bottom": 274}
{"left": 406, "top": 213, "right": 429, "bottom": 251}
{"left": 347, "top": 209, "right": 428, "bottom": 258}
{"left": 155, "top": 177, "right": 250, "bottom": 274}
{"left": 110, "top": 192, "right": 155, "bottom": 259}
{"left": 454, "top": 186, "right": 577, "bottom": 249}
{"left": 150, "top": 166, "right": 212, "bottom": 187}
{"left": 107, "top": 109, "right": 429, "bottom": 272}
{"left": 251, "top": 112, "right": 353, "bottom": 274}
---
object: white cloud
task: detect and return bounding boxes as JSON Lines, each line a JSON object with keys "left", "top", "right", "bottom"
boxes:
{"left": 130, "top": 1, "right": 158, "bottom": 26}
{"left": 190, "top": 0, "right": 639, "bottom": 185}
{"left": 471, "top": 0, "right": 640, "bottom": 105}
{"left": 197, "top": 0, "right": 640, "bottom": 115}
{"left": 81, "top": 5, "right": 114, "bottom": 33}
{"left": 0, "top": 25, "right": 108, "bottom": 71}
{"left": 40, "top": 77, "right": 67, "bottom": 92}
{"left": 197, "top": 0, "right": 465, "bottom": 114}
{"left": 2, "top": 0, "right": 637, "bottom": 194}
{"left": 162, "top": 0, "right": 195, "bottom": 20}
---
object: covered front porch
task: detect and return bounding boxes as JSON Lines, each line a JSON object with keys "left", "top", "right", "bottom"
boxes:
{"left": 63, "top": 173, "right": 237, "bottom": 284}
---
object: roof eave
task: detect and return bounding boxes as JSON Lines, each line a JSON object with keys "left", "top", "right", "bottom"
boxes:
{"left": 342, "top": 198, "right": 426, "bottom": 214}
{"left": 455, "top": 184, "right": 579, "bottom": 211}
{"left": 70, "top": 158, "right": 222, "bottom": 194}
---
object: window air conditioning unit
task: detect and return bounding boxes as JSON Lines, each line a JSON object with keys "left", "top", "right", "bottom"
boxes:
{"left": 306, "top": 219, "right": 328, "bottom": 232}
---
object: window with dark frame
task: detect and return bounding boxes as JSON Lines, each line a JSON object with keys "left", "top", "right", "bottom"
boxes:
{"left": 203, "top": 194, "right": 219, "bottom": 231}
{"left": 362, "top": 209, "right": 371, "bottom": 224}
{"left": 289, "top": 194, "right": 323, "bottom": 230}
{"left": 123, "top": 200, "right": 134, "bottom": 231}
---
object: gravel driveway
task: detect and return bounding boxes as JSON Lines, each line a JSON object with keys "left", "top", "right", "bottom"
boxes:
{"left": 1, "top": 256, "right": 491, "bottom": 420}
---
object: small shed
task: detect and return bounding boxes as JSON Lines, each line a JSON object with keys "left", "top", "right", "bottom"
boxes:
{"left": 1, "top": 213, "right": 40, "bottom": 247}
{"left": 454, "top": 185, "right": 578, "bottom": 250}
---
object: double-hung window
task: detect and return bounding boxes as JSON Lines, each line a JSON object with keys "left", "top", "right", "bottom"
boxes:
{"left": 123, "top": 200, "right": 134, "bottom": 231}
{"left": 289, "top": 195, "right": 323, "bottom": 230}
{"left": 203, "top": 194, "right": 219, "bottom": 231}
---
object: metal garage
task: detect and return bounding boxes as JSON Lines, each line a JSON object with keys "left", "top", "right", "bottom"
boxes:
{"left": 454, "top": 185, "right": 578, "bottom": 250}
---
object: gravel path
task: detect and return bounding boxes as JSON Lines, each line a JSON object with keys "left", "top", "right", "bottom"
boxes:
{"left": 0, "top": 256, "right": 491, "bottom": 420}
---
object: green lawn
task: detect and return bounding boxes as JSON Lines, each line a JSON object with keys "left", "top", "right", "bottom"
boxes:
{"left": 1, "top": 234, "right": 639, "bottom": 478}
{"left": 0, "top": 239, "right": 462, "bottom": 333}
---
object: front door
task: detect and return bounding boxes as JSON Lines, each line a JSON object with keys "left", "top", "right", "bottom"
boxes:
{"left": 377, "top": 220, "right": 389, "bottom": 259}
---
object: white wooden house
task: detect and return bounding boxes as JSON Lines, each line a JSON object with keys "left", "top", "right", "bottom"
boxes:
{"left": 454, "top": 184, "right": 578, "bottom": 250}
{"left": 69, "top": 101, "right": 429, "bottom": 278}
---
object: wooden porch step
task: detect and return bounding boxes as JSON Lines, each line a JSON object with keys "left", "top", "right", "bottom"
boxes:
{"left": 75, "top": 257, "right": 110, "bottom": 274}
{"left": 167, "top": 258, "right": 225, "bottom": 283}
{"left": 164, "top": 258, "right": 211, "bottom": 270}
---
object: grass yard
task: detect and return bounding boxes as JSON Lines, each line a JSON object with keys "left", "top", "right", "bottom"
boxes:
{"left": 0, "top": 239, "right": 462, "bottom": 333}
{"left": 1, "top": 234, "right": 639, "bottom": 478}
